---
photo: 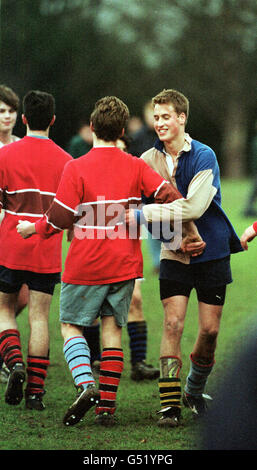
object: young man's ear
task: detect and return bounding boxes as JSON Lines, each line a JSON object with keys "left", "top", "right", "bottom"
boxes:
{"left": 50, "top": 115, "right": 56, "bottom": 127}
{"left": 178, "top": 113, "right": 186, "bottom": 125}
{"left": 90, "top": 122, "right": 94, "bottom": 133}
{"left": 22, "top": 114, "right": 27, "bottom": 125}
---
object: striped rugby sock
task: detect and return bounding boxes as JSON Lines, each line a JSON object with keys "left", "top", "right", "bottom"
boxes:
{"left": 96, "top": 348, "right": 124, "bottom": 415}
{"left": 63, "top": 336, "right": 95, "bottom": 390}
{"left": 185, "top": 353, "right": 214, "bottom": 398}
{"left": 0, "top": 329, "right": 24, "bottom": 369}
{"left": 127, "top": 321, "right": 147, "bottom": 364}
{"left": 158, "top": 356, "right": 182, "bottom": 412}
{"left": 158, "top": 377, "right": 182, "bottom": 411}
{"left": 26, "top": 355, "right": 50, "bottom": 395}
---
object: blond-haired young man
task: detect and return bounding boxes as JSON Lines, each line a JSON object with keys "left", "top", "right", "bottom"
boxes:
{"left": 126, "top": 88, "right": 242, "bottom": 427}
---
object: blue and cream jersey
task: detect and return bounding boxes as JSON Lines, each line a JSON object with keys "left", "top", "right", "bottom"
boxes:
{"left": 140, "top": 135, "right": 243, "bottom": 264}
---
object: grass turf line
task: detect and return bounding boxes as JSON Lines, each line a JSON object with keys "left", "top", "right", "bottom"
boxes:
{"left": 0, "top": 179, "right": 256, "bottom": 450}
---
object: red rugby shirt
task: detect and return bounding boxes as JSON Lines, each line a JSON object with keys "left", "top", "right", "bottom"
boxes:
{"left": 35, "top": 147, "right": 181, "bottom": 284}
{"left": 0, "top": 136, "right": 72, "bottom": 273}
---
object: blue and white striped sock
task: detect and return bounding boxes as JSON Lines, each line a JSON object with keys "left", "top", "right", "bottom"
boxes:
{"left": 185, "top": 354, "right": 214, "bottom": 398}
{"left": 63, "top": 336, "right": 95, "bottom": 390}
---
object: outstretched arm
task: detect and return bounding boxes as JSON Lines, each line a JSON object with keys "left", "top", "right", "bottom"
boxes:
{"left": 125, "top": 207, "right": 206, "bottom": 256}
{"left": 240, "top": 222, "right": 257, "bottom": 250}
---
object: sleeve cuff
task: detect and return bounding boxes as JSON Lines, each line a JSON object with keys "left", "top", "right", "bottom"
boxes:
{"left": 35, "top": 218, "right": 46, "bottom": 237}
{"left": 34, "top": 219, "right": 40, "bottom": 233}
{"left": 134, "top": 209, "right": 148, "bottom": 226}
{"left": 252, "top": 221, "right": 257, "bottom": 233}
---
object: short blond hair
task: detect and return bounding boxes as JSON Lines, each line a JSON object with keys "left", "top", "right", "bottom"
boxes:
{"left": 152, "top": 89, "right": 189, "bottom": 122}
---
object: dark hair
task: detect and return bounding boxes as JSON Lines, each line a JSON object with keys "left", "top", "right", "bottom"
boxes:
{"left": 23, "top": 90, "right": 55, "bottom": 130}
{"left": 90, "top": 96, "right": 129, "bottom": 142}
{"left": 0, "top": 85, "right": 20, "bottom": 111}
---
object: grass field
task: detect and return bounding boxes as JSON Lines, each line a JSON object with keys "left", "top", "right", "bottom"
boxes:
{"left": 0, "top": 179, "right": 256, "bottom": 453}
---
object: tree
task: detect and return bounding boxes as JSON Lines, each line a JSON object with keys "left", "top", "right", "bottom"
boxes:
{"left": 0, "top": 0, "right": 256, "bottom": 177}
{"left": 171, "top": 0, "right": 257, "bottom": 177}
{"left": 0, "top": 0, "right": 156, "bottom": 147}
{"left": 87, "top": 0, "right": 257, "bottom": 177}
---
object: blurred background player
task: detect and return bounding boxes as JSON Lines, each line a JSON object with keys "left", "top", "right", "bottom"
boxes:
{"left": 0, "top": 85, "right": 20, "bottom": 148}
{"left": 66, "top": 120, "right": 93, "bottom": 158}
{"left": 127, "top": 115, "right": 143, "bottom": 138}
{"left": 0, "top": 85, "right": 28, "bottom": 384}
{"left": 130, "top": 100, "right": 157, "bottom": 157}
{"left": 83, "top": 134, "right": 160, "bottom": 382}
{"left": 0, "top": 90, "right": 72, "bottom": 410}
{"left": 130, "top": 100, "right": 162, "bottom": 274}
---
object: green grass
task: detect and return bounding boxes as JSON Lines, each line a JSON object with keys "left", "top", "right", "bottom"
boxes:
{"left": 0, "top": 179, "right": 256, "bottom": 451}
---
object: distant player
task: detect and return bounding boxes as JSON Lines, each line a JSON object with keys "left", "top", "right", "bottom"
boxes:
{"left": 0, "top": 85, "right": 28, "bottom": 384}
{"left": 0, "top": 84, "right": 20, "bottom": 148}
{"left": 17, "top": 95, "right": 205, "bottom": 426}
{"left": 0, "top": 90, "right": 72, "bottom": 410}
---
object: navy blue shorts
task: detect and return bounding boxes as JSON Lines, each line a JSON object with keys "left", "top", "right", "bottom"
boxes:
{"left": 159, "top": 256, "right": 232, "bottom": 305}
{"left": 0, "top": 265, "right": 61, "bottom": 296}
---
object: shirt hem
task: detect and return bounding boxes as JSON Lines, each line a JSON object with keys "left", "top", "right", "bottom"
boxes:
{"left": 61, "top": 273, "right": 143, "bottom": 285}
{"left": 0, "top": 261, "right": 62, "bottom": 274}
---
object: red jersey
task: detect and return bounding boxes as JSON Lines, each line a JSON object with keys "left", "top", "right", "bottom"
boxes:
{"left": 0, "top": 136, "right": 72, "bottom": 273}
{"left": 35, "top": 146, "right": 181, "bottom": 284}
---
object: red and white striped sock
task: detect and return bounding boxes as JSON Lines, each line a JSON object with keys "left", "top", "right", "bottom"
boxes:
{"left": 96, "top": 348, "right": 124, "bottom": 416}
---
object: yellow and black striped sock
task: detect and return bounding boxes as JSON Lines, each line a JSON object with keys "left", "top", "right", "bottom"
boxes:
{"left": 158, "top": 377, "right": 181, "bottom": 411}
{"left": 159, "top": 356, "right": 182, "bottom": 412}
